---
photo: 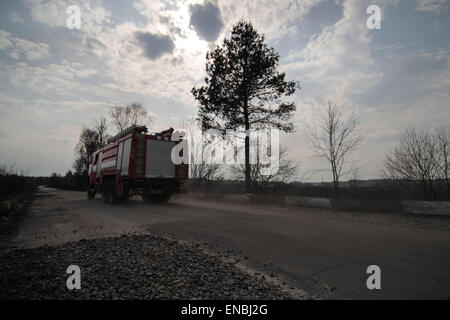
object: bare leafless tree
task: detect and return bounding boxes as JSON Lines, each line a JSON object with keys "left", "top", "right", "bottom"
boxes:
{"left": 73, "top": 118, "right": 111, "bottom": 177}
{"left": 383, "top": 128, "right": 443, "bottom": 200}
{"left": 93, "top": 117, "right": 110, "bottom": 147}
{"left": 435, "top": 126, "right": 450, "bottom": 199}
{"left": 308, "top": 101, "right": 365, "bottom": 197}
{"left": 109, "top": 102, "right": 153, "bottom": 134}
{"left": 190, "top": 162, "right": 223, "bottom": 181}
{"left": 0, "top": 163, "right": 16, "bottom": 176}
{"left": 187, "top": 120, "right": 223, "bottom": 182}
{"left": 231, "top": 147, "right": 299, "bottom": 190}
{"left": 349, "top": 163, "right": 360, "bottom": 189}
{"left": 73, "top": 127, "right": 100, "bottom": 176}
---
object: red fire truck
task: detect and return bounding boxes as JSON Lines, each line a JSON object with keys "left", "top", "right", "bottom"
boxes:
{"left": 87, "top": 125, "right": 187, "bottom": 204}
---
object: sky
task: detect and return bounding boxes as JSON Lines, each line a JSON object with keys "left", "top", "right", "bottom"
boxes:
{"left": 0, "top": 0, "right": 449, "bottom": 181}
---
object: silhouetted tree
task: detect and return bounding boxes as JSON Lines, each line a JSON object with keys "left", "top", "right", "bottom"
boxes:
{"left": 436, "top": 126, "right": 450, "bottom": 199}
{"left": 109, "top": 102, "right": 153, "bottom": 134}
{"left": 308, "top": 101, "right": 365, "bottom": 197}
{"left": 73, "top": 118, "right": 111, "bottom": 178}
{"left": 93, "top": 117, "right": 111, "bottom": 147}
{"left": 230, "top": 147, "right": 299, "bottom": 191}
{"left": 49, "top": 172, "right": 61, "bottom": 189}
{"left": 190, "top": 162, "right": 223, "bottom": 182}
{"left": 73, "top": 127, "right": 100, "bottom": 177}
{"left": 187, "top": 120, "right": 223, "bottom": 183}
{"left": 384, "top": 127, "right": 450, "bottom": 200}
{"left": 192, "top": 21, "right": 298, "bottom": 193}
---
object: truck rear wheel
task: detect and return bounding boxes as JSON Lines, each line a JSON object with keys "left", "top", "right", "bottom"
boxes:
{"left": 101, "top": 181, "right": 109, "bottom": 203}
{"left": 87, "top": 187, "right": 96, "bottom": 200}
{"left": 122, "top": 187, "right": 130, "bottom": 203}
{"left": 108, "top": 181, "right": 119, "bottom": 205}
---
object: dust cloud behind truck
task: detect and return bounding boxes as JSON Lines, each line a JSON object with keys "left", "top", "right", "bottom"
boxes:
{"left": 87, "top": 125, "right": 188, "bottom": 204}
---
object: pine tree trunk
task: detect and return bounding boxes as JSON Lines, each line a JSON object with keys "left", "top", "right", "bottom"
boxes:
{"left": 245, "top": 133, "right": 251, "bottom": 193}
{"left": 244, "top": 101, "right": 252, "bottom": 193}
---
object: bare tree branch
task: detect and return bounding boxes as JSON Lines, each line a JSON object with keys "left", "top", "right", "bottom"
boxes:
{"left": 109, "top": 102, "right": 153, "bottom": 134}
{"left": 230, "top": 146, "right": 299, "bottom": 190}
{"left": 307, "top": 101, "right": 365, "bottom": 197}
{"left": 383, "top": 128, "right": 450, "bottom": 200}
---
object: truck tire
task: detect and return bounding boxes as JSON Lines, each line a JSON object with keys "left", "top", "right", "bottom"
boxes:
{"left": 87, "top": 187, "right": 95, "bottom": 200}
{"left": 108, "top": 181, "right": 119, "bottom": 205}
{"left": 101, "top": 181, "right": 109, "bottom": 203}
{"left": 122, "top": 187, "right": 130, "bottom": 203}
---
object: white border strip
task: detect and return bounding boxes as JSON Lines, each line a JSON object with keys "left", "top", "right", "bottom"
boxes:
{"left": 101, "top": 159, "right": 116, "bottom": 169}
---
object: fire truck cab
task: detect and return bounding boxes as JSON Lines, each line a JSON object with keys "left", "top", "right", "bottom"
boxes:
{"left": 87, "top": 125, "right": 187, "bottom": 204}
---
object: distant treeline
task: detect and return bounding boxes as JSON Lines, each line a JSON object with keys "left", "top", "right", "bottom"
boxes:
{"left": 2, "top": 166, "right": 449, "bottom": 202}
{"left": 188, "top": 179, "right": 450, "bottom": 201}
{"left": 46, "top": 171, "right": 87, "bottom": 191}
{"left": 0, "top": 164, "right": 38, "bottom": 200}
{"left": 0, "top": 165, "right": 87, "bottom": 200}
{"left": 0, "top": 175, "right": 38, "bottom": 200}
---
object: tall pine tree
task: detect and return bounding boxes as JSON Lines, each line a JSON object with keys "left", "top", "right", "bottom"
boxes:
{"left": 192, "top": 21, "right": 298, "bottom": 192}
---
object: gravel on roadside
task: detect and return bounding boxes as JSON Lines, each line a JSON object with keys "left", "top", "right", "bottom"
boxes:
{"left": 0, "top": 234, "right": 298, "bottom": 300}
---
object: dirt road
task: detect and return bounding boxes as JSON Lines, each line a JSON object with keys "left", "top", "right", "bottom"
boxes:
{"left": 5, "top": 186, "right": 450, "bottom": 299}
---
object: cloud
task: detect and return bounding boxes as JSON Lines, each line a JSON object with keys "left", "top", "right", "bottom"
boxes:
{"left": 189, "top": 1, "right": 224, "bottom": 42}
{"left": 284, "top": 0, "right": 378, "bottom": 100}
{"left": 219, "top": 0, "right": 325, "bottom": 40}
{"left": 0, "top": 60, "right": 100, "bottom": 99}
{"left": 9, "top": 11, "right": 24, "bottom": 23}
{"left": 134, "top": 31, "right": 175, "bottom": 60}
{"left": 23, "top": 0, "right": 112, "bottom": 35}
{"left": 0, "top": 94, "right": 93, "bottom": 176}
{"left": 122, "top": 0, "right": 324, "bottom": 102}
{"left": 415, "top": 0, "right": 449, "bottom": 14}
{"left": 0, "top": 0, "right": 448, "bottom": 179}
{"left": 0, "top": 30, "right": 50, "bottom": 61}
{"left": 279, "top": 0, "right": 450, "bottom": 181}
{"left": 46, "top": 138, "right": 70, "bottom": 144}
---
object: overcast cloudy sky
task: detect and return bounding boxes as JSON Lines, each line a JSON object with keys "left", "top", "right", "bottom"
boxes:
{"left": 0, "top": 0, "right": 449, "bottom": 181}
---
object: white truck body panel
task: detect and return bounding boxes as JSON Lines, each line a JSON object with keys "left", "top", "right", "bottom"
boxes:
{"left": 120, "top": 138, "right": 132, "bottom": 176}
{"left": 145, "top": 139, "right": 176, "bottom": 178}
